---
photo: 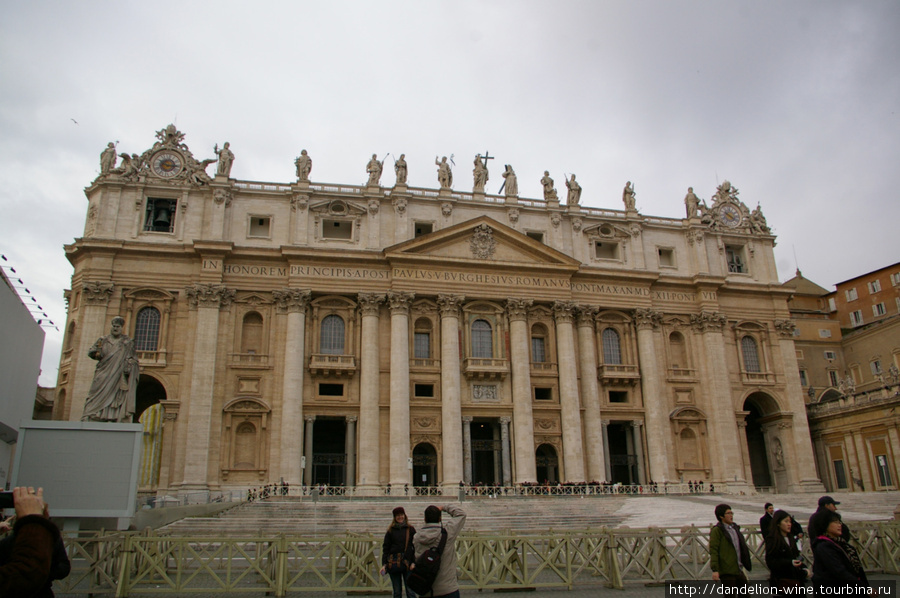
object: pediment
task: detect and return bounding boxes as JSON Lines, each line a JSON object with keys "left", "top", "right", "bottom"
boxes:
{"left": 385, "top": 216, "right": 579, "bottom": 269}
{"left": 309, "top": 198, "right": 367, "bottom": 217}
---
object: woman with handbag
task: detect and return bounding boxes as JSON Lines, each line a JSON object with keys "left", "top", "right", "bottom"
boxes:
{"left": 381, "top": 506, "right": 417, "bottom": 598}
{"left": 764, "top": 510, "right": 808, "bottom": 592}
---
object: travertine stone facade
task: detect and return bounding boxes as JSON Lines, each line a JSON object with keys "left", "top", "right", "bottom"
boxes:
{"left": 55, "top": 126, "right": 824, "bottom": 498}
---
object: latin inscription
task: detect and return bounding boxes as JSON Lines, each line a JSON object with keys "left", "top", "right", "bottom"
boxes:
{"left": 392, "top": 268, "right": 569, "bottom": 288}
{"left": 202, "top": 259, "right": 221, "bottom": 271}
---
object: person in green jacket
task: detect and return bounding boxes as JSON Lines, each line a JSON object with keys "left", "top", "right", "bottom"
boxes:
{"left": 709, "top": 503, "right": 752, "bottom": 584}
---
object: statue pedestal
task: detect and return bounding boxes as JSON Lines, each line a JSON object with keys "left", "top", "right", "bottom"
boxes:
{"left": 505, "top": 195, "right": 519, "bottom": 205}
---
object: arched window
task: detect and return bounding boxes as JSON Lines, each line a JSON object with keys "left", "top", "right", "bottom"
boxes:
{"left": 241, "top": 312, "right": 264, "bottom": 354}
{"left": 741, "top": 336, "right": 761, "bottom": 372}
{"left": 669, "top": 331, "right": 687, "bottom": 368}
{"left": 134, "top": 307, "right": 161, "bottom": 351}
{"left": 602, "top": 328, "right": 622, "bottom": 365}
{"left": 471, "top": 319, "right": 493, "bottom": 358}
{"left": 321, "top": 314, "right": 345, "bottom": 355}
{"left": 531, "top": 323, "right": 547, "bottom": 363}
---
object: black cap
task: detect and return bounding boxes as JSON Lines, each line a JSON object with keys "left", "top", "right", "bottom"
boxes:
{"left": 818, "top": 495, "right": 840, "bottom": 507}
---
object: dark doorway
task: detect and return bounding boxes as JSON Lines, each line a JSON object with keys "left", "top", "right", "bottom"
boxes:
{"left": 133, "top": 374, "right": 166, "bottom": 422}
{"left": 744, "top": 402, "right": 773, "bottom": 488}
{"left": 535, "top": 444, "right": 559, "bottom": 484}
{"left": 471, "top": 420, "right": 500, "bottom": 485}
{"left": 413, "top": 443, "right": 438, "bottom": 487}
{"left": 607, "top": 423, "right": 638, "bottom": 484}
{"left": 311, "top": 418, "right": 346, "bottom": 486}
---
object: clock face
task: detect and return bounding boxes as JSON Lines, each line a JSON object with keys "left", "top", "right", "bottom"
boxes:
{"left": 720, "top": 204, "right": 741, "bottom": 227}
{"left": 152, "top": 151, "right": 183, "bottom": 178}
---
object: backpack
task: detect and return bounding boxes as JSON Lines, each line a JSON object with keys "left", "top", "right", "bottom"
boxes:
{"left": 406, "top": 528, "right": 447, "bottom": 596}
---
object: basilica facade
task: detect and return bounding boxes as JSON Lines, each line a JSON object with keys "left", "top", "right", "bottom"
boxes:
{"left": 54, "top": 125, "right": 823, "bottom": 497}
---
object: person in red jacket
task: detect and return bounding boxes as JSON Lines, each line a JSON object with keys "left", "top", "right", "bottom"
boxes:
{"left": 0, "top": 487, "right": 62, "bottom": 597}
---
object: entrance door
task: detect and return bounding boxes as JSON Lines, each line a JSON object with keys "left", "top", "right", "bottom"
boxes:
{"left": 413, "top": 443, "right": 438, "bottom": 489}
{"left": 470, "top": 420, "right": 500, "bottom": 485}
{"left": 607, "top": 423, "right": 637, "bottom": 484}
{"left": 744, "top": 404, "right": 773, "bottom": 488}
{"left": 311, "top": 418, "right": 346, "bottom": 487}
{"left": 535, "top": 444, "right": 559, "bottom": 484}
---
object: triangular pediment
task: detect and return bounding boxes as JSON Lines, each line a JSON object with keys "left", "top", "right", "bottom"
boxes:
{"left": 385, "top": 216, "right": 580, "bottom": 270}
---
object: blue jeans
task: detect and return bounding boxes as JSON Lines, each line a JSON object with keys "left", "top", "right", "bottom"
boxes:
{"left": 389, "top": 570, "right": 416, "bottom": 598}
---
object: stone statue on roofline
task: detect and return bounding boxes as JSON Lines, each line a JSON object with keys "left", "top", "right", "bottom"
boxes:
{"left": 436, "top": 156, "right": 453, "bottom": 188}
{"left": 684, "top": 187, "right": 700, "bottom": 218}
{"left": 473, "top": 154, "right": 488, "bottom": 192}
{"left": 366, "top": 154, "right": 383, "bottom": 186}
{"left": 540, "top": 171, "right": 557, "bottom": 201}
{"left": 295, "top": 149, "right": 312, "bottom": 182}
{"left": 394, "top": 153, "right": 407, "bottom": 185}
{"left": 623, "top": 181, "right": 636, "bottom": 210}
{"left": 566, "top": 174, "right": 582, "bottom": 206}
{"left": 214, "top": 142, "right": 234, "bottom": 177}
{"left": 502, "top": 165, "right": 518, "bottom": 197}
{"left": 100, "top": 142, "right": 117, "bottom": 175}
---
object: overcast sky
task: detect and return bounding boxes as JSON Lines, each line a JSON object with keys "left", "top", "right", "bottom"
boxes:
{"left": 1, "top": 1, "right": 898, "bottom": 387}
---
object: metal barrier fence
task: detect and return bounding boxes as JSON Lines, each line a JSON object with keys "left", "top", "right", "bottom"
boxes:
{"left": 53, "top": 521, "right": 900, "bottom": 596}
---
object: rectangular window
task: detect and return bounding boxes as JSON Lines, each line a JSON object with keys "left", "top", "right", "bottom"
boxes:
{"left": 531, "top": 337, "right": 546, "bottom": 362}
{"left": 534, "top": 387, "right": 553, "bottom": 401}
{"left": 595, "top": 241, "right": 619, "bottom": 260}
{"left": 868, "top": 280, "right": 882, "bottom": 294}
{"left": 896, "top": 297, "right": 900, "bottom": 313}
{"left": 871, "top": 360, "right": 883, "bottom": 376}
{"left": 824, "top": 351, "right": 837, "bottom": 361}
{"left": 828, "top": 370, "right": 839, "bottom": 386}
{"left": 322, "top": 219, "right": 352, "bottom": 240}
{"left": 414, "top": 384, "right": 434, "bottom": 398}
{"left": 414, "top": 222, "right": 433, "bottom": 237}
{"left": 248, "top": 216, "right": 271, "bottom": 238}
{"left": 819, "top": 329, "right": 832, "bottom": 338}
{"left": 725, "top": 245, "right": 746, "bottom": 273}
{"left": 796, "top": 350, "right": 804, "bottom": 360}
{"left": 658, "top": 247, "right": 675, "bottom": 268}
{"left": 526, "top": 231, "right": 544, "bottom": 243}
{"left": 873, "top": 303, "right": 886, "bottom": 317}
{"left": 799, "top": 370, "right": 808, "bottom": 386}
{"left": 609, "top": 391, "right": 628, "bottom": 403}
{"left": 876, "top": 454, "right": 893, "bottom": 487}
{"left": 833, "top": 459, "right": 848, "bottom": 489}
{"left": 849, "top": 310, "right": 864, "bottom": 326}
{"left": 891, "top": 272, "right": 900, "bottom": 286}
{"left": 845, "top": 288, "right": 858, "bottom": 301}
{"left": 414, "top": 333, "right": 430, "bottom": 359}
{"left": 318, "top": 383, "right": 344, "bottom": 397}
{"left": 143, "top": 197, "right": 177, "bottom": 233}
{"left": 827, "top": 297, "right": 837, "bottom": 312}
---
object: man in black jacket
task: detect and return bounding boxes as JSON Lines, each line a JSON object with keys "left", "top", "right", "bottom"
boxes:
{"left": 759, "top": 503, "right": 774, "bottom": 536}
{"left": 808, "top": 496, "right": 850, "bottom": 543}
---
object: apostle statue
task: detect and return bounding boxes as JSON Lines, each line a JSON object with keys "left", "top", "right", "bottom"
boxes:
{"left": 540, "top": 171, "right": 558, "bottom": 201}
{"left": 82, "top": 316, "right": 140, "bottom": 423}
{"left": 623, "top": 181, "right": 636, "bottom": 210}
{"left": 215, "top": 142, "right": 235, "bottom": 177}
{"left": 100, "top": 142, "right": 117, "bottom": 175}
{"left": 366, "top": 154, "right": 383, "bottom": 186}
{"left": 502, "top": 165, "right": 518, "bottom": 197}
{"left": 473, "top": 154, "right": 488, "bottom": 192}
{"left": 566, "top": 174, "right": 582, "bottom": 205}
{"left": 684, "top": 187, "right": 700, "bottom": 218}
{"left": 435, "top": 156, "right": 453, "bottom": 188}
{"left": 295, "top": 149, "right": 312, "bottom": 182}
{"left": 394, "top": 153, "right": 408, "bottom": 185}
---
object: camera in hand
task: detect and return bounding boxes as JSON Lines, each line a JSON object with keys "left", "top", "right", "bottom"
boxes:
{"left": 0, "top": 491, "right": 14, "bottom": 509}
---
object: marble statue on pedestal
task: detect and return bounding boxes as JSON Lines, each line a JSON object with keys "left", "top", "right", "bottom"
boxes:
{"left": 566, "top": 174, "right": 582, "bottom": 205}
{"left": 684, "top": 187, "right": 700, "bottom": 218}
{"left": 295, "top": 150, "right": 312, "bottom": 182}
{"left": 215, "top": 142, "right": 234, "bottom": 177}
{"left": 100, "top": 142, "right": 117, "bottom": 175}
{"left": 623, "top": 181, "right": 636, "bottom": 210}
{"left": 436, "top": 156, "right": 453, "bottom": 188}
{"left": 394, "top": 154, "right": 407, "bottom": 185}
{"left": 473, "top": 154, "right": 488, "bottom": 192}
{"left": 82, "top": 317, "right": 139, "bottom": 423}
{"left": 366, "top": 154, "right": 383, "bottom": 186}
{"left": 502, "top": 165, "right": 518, "bottom": 196}
{"left": 541, "top": 171, "right": 558, "bottom": 201}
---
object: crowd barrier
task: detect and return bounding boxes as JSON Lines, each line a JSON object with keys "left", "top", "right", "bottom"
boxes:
{"left": 52, "top": 521, "right": 900, "bottom": 596}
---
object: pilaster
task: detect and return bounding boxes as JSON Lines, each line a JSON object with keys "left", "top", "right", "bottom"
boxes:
{"left": 506, "top": 298, "right": 537, "bottom": 483}
{"left": 553, "top": 301, "right": 585, "bottom": 482}
{"left": 274, "top": 288, "right": 311, "bottom": 485}
{"left": 357, "top": 292, "right": 384, "bottom": 492}
{"left": 634, "top": 307, "right": 672, "bottom": 483}
{"left": 438, "top": 294, "right": 465, "bottom": 492}
{"left": 576, "top": 306, "right": 605, "bottom": 481}
{"left": 388, "top": 291, "right": 415, "bottom": 486}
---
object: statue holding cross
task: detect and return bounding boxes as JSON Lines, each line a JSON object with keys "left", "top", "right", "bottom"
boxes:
{"left": 473, "top": 152, "right": 492, "bottom": 192}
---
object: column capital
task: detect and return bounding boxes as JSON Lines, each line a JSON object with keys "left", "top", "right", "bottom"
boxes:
{"left": 273, "top": 288, "right": 312, "bottom": 313}
{"left": 346, "top": 415, "right": 358, "bottom": 424}
{"left": 357, "top": 292, "right": 385, "bottom": 316}
{"left": 690, "top": 310, "right": 727, "bottom": 333}
{"left": 437, "top": 294, "right": 466, "bottom": 317}
{"left": 82, "top": 281, "right": 115, "bottom": 305}
{"left": 387, "top": 290, "right": 415, "bottom": 314}
{"left": 552, "top": 300, "right": 577, "bottom": 323}
{"left": 461, "top": 415, "right": 474, "bottom": 424}
{"left": 575, "top": 305, "right": 598, "bottom": 328}
{"left": 630, "top": 420, "right": 643, "bottom": 430}
{"left": 185, "top": 283, "right": 235, "bottom": 310}
{"left": 506, "top": 298, "right": 533, "bottom": 321}
{"left": 304, "top": 415, "right": 316, "bottom": 423}
{"left": 774, "top": 319, "right": 797, "bottom": 338}
{"left": 499, "top": 416, "right": 512, "bottom": 425}
{"left": 634, "top": 308, "right": 662, "bottom": 330}
{"left": 601, "top": 419, "right": 611, "bottom": 427}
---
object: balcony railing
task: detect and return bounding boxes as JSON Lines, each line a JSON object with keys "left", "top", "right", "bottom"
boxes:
{"left": 410, "top": 358, "right": 440, "bottom": 371}
{"left": 666, "top": 367, "right": 697, "bottom": 381}
{"left": 530, "top": 362, "right": 558, "bottom": 376}
{"left": 463, "top": 357, "right": 509, "bottom": 380}
{"left": 740, "top": 371, "right": 774, "bottom": 385}
{"left": 137, "top": 350, "right": 167, "bottom": 367}
{"left": 309, "top": 353, "right": 357, "bottom": 377}
{"left": 598, "top": 364, "right": 641, "bottom": 385}
{"left": 230, "top": 352, "right": 269, "bottom": 367}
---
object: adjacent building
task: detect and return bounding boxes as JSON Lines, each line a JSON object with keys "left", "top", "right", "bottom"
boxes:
{"left": 53, "top": 125, "right": 824, "bottom": 498}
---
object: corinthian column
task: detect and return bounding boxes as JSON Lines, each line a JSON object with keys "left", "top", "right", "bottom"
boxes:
{"left": 576, "top": 306, "right": 606, "bottom": 482}
{"left": 357, "top": 293, "right": 385, "bottom": 492}
{"left": 553, "top": 301, "right": 585, "bottom": 482}
{"left": 70, "top": 281, "right": 115, "bottom": 420}
{"left": 182, "top": 284, "right": 235, "bottom": 491}
{"left": 388, "top": 291, "right": 415, "bottom": 486}
{"left": 506, "top": 298, "right": 537, "bottom": 483}
{"left": 438, "top": 294, "right": 465, "bottom": 492}
{"left": 634, "top": 308, "right": 671, "bottom": 484}
{"left": 274, "top": 288, "right": 311, "bottom": 486}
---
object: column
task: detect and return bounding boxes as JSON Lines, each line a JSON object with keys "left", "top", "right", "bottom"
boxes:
{"left": 506, "top": 298, "right": 537, "bottom": 483}
{"left": 625, "top": 425, "right": 635, "bottom": 484}
{"left": 303, "top": 415, "right": 315, "bottom": 486}
{"left": 70, "top": 281, "right": 114, "bottom": 420}
{"left": 851, "top": 431, "right": 874, "bottom": 491}
{"left": 462, "top": 416, "right": 473, "bottom": 484}
{"left": 775, "top": 320, "right": 825, "bottom": 491}
{"left": 736, "top": 416, "right": 754, "bottom": 484}
{"left": 155, "top": 402, "right": 180, "bottom": 496}
{"left": 274, "top": 288, "right": 311, "bottom": 486}
{"left": 357, "top": 293, "right": 384, "bottom": 491}
{"left": 634, "top": 308, "right": 672, "bottom": 484}
{"left": 388, "top": 291, "right": 414, "bottom": 486}
{"left": 602, "top": 420, "right": 612, "bottom": 481}
{"left": 690, "top": 311, "right": 748, "bottom": 489}
{"left": 345, "top": 416, "right": 357, "bottom": 488}
{"left": 499, "top": 416, "right": 512, "bottom": 486}
{"left": 553, "top": 301, "right": 586, "bottom": 482}
{"left": 438, "top": 294, "right": 465, "bottom": 492}
{"left": 576, "top": 306, "right": 606, "bottom": 482}
{"left": 182, "top": 284, "right": 235, "bottom": 491}
{"left": 631, "top": 421, "right": 645, "bottom": 484}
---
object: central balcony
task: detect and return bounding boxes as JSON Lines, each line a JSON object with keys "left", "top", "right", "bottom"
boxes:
{"left": 309, "top": 353, "right": 357, "bottom": 378}
{"left": 463, "top": 357, "right": 509, "bottom": 381}
{"left": 598, "top": 364, "right": 641, "bottom": 385}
